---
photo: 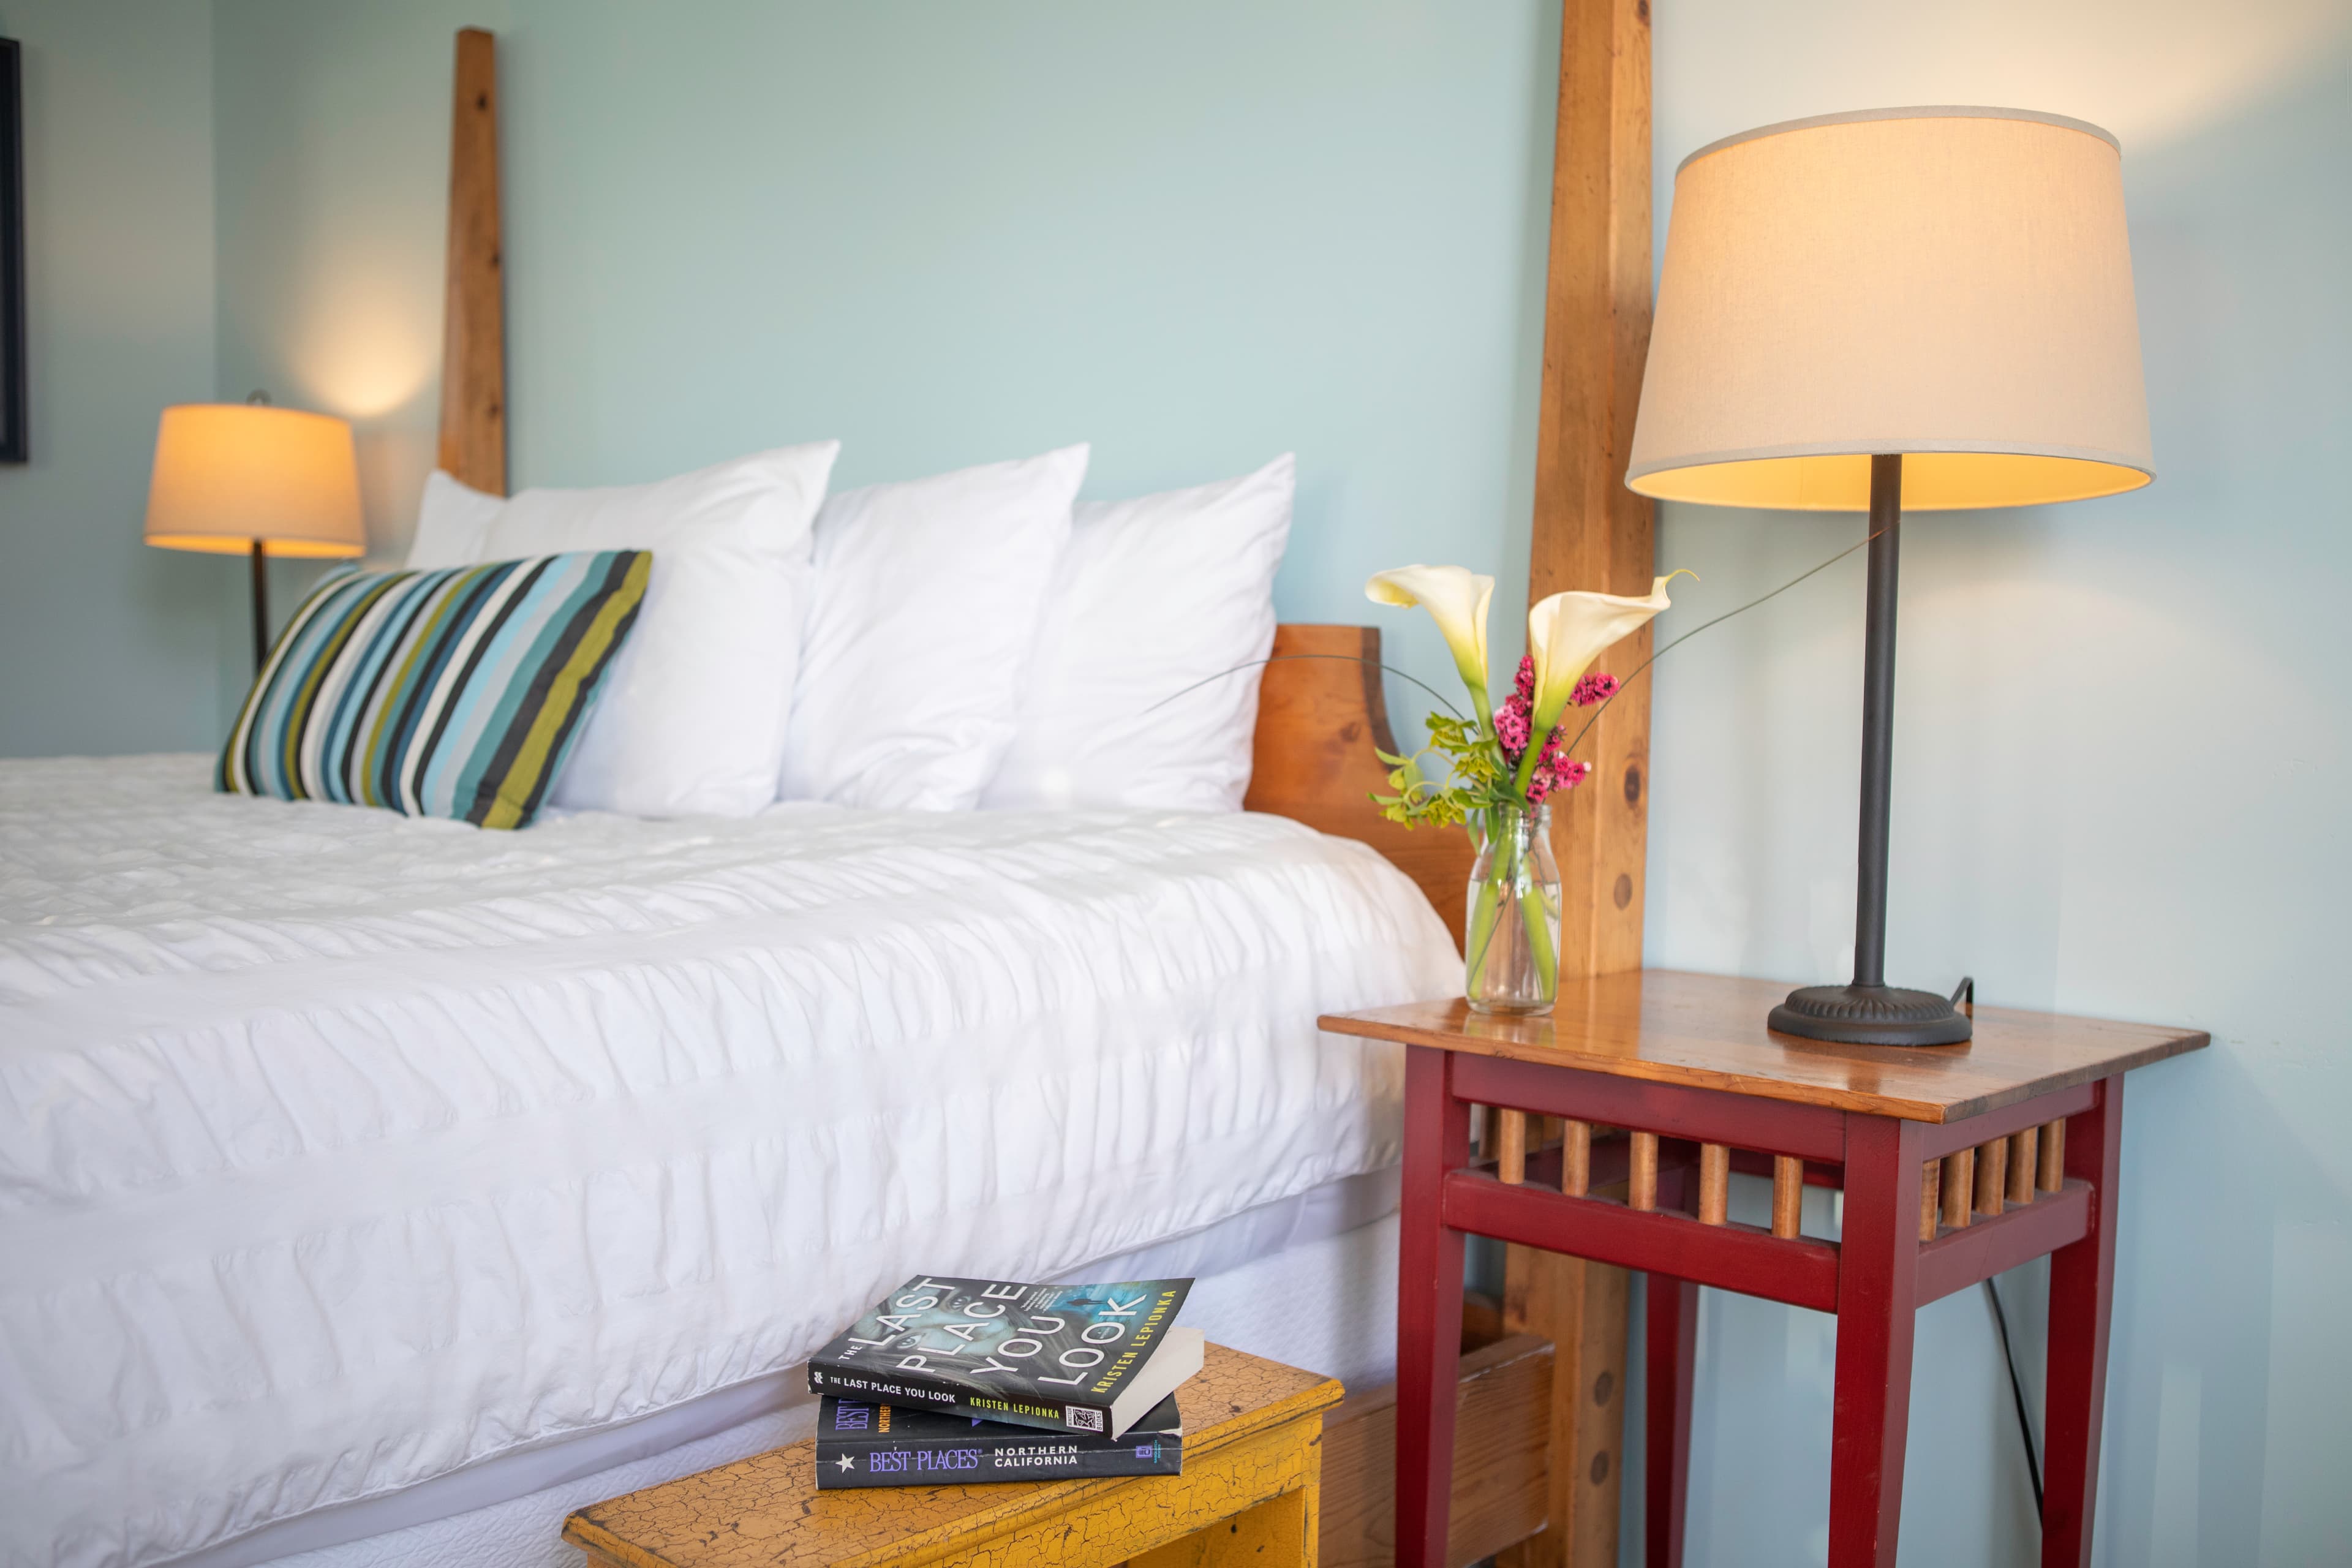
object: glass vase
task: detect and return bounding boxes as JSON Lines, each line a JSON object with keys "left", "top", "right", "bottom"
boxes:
{"left": 1463, "top": 802, "right": 1561, "bottom": 1015}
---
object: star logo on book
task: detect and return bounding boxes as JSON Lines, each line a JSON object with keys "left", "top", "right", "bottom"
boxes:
{"left": 834, "top": 1454, "right": 853, "bottom": 1473}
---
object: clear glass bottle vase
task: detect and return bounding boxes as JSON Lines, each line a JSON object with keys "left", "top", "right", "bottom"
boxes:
{"left": 1463, "top": 802, "right": 1561, "bottom": 1015}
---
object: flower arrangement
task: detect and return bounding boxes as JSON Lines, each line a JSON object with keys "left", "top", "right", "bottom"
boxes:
{"left": 1364, "top": 564, "right": 1682, "bottom": 1011}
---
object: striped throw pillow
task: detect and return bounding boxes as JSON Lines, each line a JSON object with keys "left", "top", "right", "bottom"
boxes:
{"left": 219, "top": 551, "right": 652, "bottom": 829}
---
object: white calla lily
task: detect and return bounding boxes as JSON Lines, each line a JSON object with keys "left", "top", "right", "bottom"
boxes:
{"left": 1366, "top": 564, "right": 1496, "bottom": 712}
{"left": 1525, "top": 573, "right": 1685, "bottom": 734}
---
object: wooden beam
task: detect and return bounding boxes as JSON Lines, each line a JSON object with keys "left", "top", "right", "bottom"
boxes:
{"left": 1531, "top": 0, "right": 1656, "bottom": 979}
{"left": 438, "top": 27, "right": 506, "bottom": 495}
{"left": 1320, "top": 1335, "right": 1555, "bottom": 1568}
{"left": 1502, "top": 1, "right": 1653, "bottom": 1564}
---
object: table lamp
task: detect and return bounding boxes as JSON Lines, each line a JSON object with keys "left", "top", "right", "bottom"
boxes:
{"left": 145, "top": 398, "right": 365, "bottom": 670}
{"left": 1626, "top": 107, "right": 2152, "bottom": 1046}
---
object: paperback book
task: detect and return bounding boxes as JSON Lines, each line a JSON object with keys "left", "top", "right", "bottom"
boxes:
{"left": 806, "top": 1275, "right": 1202, "bottom": 1439}
{"left": 812, "top": 1394, "right": 1183, "bottom": 1489}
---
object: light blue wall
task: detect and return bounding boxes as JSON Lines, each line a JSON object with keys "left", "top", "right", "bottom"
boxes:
{"left": 26, "top": 1, "right": 2352, "bottom": 1561}
{"left": 1636, "top": 2, "right": 2352, "bottom": 1564}
{"left": 0, "top": 1, "right": 229, "bottom": 756}
{"left": 212, "top": 0, "right": 490, "bottom": 708}
{"left": 211, "top": 0, "right": 1563, "bottom": 729}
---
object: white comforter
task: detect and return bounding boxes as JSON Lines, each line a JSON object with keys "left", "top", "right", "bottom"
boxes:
{"left": 0, "top": 756, "right": 1455, "bottom": 1568}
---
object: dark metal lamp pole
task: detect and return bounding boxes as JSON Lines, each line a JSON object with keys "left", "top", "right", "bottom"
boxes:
{"left": 1768, "top": 454, "right": 1972, "bottom": 1046}
{"left": 249, "top": 539, "right": 270, "bottom": 673}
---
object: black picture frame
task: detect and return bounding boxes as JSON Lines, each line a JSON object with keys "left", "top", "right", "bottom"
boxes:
{"left": 1, "top": 37, "right": 25, "bottom": 464}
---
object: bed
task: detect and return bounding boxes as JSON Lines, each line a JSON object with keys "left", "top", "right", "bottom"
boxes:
{"left": 1, "top": 750, "right": 1456, "bottom": 1568}
{"left": 10, "top": 6, "right": 1668, "bottom": 1558}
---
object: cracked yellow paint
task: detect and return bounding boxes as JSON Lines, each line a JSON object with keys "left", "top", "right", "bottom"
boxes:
{"left": 563, "top": 1344, "right": 1341, "bottom": 1567}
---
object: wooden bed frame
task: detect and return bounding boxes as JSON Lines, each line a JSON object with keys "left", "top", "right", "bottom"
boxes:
{"left": 436, "top": 6, "right": 1655, "bottom": 1561}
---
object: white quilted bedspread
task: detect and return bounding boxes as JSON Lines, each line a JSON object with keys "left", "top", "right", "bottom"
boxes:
{"left": 0, "top": 755, "right": 1455, "bottom": 1568}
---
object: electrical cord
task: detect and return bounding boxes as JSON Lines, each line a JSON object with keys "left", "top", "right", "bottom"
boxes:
{"left": 1985, "top": 1275, "right": 2045, "bottom": 1523}
{"left": 1946, "top": 974, "right": 2045, "bottom": 1525}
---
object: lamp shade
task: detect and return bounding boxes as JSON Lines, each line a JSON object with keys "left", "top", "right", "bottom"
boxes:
{"left": 1627, "top": 107, "right": 2152, "bottom": 511}
{"left": 144, "top": 403, "right": 365, "bottom": 557}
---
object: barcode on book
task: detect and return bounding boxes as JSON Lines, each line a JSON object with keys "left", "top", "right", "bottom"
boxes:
{"left": 1066, "top": 1407, "right": 1103, "bottom": 1432}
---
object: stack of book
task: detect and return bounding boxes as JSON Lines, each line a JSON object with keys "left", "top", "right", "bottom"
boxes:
{"left": 806, "top": 1274, "right": 1204, "bottom": 1489}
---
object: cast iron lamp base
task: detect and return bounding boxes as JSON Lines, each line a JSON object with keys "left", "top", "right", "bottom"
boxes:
{"left": 1769, "top": 983, "right": 1970, "bottom": 1047}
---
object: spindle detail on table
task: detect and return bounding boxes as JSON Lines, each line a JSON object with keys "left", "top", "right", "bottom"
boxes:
{"left": 1563, "top": 1118, "right": 1593, "bottom": 1197}
{"left": 1629, "top": 1132, "right": 1659, "bottom": 1212}
{"left": 1942, "top": 1148, "right": 1975, "bottom": 1231}
{"left": 2007, "top": 1127, "right": 2038, "bottom": 1207}
{"left": 2037, "top": 1119, "right": 2066, "bottom": 1193}
{"left": 1697, "top": 1144, "right": 1731, "bottom": 1225}
{"left": 1499, "top": 1109, "right": 1528, "bottom": 1186}
{"left": 1774, "top": 1155, "right": 1806, "bottom": 1240}
{"left": 1975, "top": 1137, "right": 2008, "bottom": 1218}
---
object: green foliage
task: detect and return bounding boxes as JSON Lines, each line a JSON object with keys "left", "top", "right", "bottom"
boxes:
{"left": 1369, "top": 712, "right": 1516, "bottom": 830}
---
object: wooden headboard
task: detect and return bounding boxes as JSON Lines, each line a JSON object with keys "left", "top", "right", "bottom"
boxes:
{"left": 1245, "top": 625, "right": 1475, "bottom": 948}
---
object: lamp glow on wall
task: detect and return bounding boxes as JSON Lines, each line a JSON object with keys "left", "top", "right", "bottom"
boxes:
{"left": 144, "top": 399, "right": 365, "bottom": 671}
{"left": 1627, "top": 107, "right": 2152, "bottom": 1046}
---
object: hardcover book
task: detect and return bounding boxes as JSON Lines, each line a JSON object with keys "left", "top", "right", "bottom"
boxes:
{"left": 805, "top": 1275, "right": 1202, "bottom": 1439}
{"left": 812, "top": 1394, "right": 1183, "bottom": 1489}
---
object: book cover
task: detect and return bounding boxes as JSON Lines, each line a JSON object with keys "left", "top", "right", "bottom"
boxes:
{"left": 812, "top": 1393, "right": 1183, "bottom": 1489}
{"left": 805, "top": 1275, "right": 1199, "bottom": 1438}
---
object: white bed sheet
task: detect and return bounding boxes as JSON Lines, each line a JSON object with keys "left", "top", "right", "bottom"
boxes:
{"left": 0, "top": 756, "right": 1455, "bottom": 1568}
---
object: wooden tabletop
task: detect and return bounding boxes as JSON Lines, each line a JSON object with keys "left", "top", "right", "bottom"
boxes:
{"left": 561, "top": 1343, "right": 1341, "bottom": 1568}
{"left": 1321, "top": 970, "right": 2207, "bottom": 1123}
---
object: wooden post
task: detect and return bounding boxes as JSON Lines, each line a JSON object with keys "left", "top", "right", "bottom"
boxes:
{"left": 2007, "top": 1127, "right": 2038, "bottom": 1206}
{"left": 1942, "top": 1148, "right": 1975, "bottom": 1231}
{"left": 1776, "top": 1155, "right": 1807, "bottom": 1240}
{"left": 1531, "top": 0, "right": 1657, "bottom": 982}
{"left": 1627, "top": 1132, "right": 1659, "bottom": 1213}
{"left": 2038, "top": 1119, "right": 2067, "bottom": 1193}
{"left": 1975, "top": 1138, "right": 2008, "bottom": 1218}
{"left": 1499, "top": 4, "right": 1650, "bottom": 1562}
{"left": 438, "top": 28, "right": 505, "bottom": 495}
{"left": 1697, "top": 1144, "right": 1731, "bottom": 1225}
{"left": 1501, "top": 1109, "right": 1529, "bottom": 1186}
{"left": 1562, "top": 1119, "right": 1592, "bottom": 1197}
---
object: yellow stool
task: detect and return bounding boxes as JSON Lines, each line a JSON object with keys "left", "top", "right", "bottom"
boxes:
{"left": 564, "top": 1343, "right": 1341, "bottom": 1568}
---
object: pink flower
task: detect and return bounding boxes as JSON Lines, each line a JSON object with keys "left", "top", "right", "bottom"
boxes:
{"left": 1493, "top": 698, "right": 1531, "bottom": 759}
{"left": 1513, "top": 655, "right": 1536, "bottom": 704}
{"left": 1572, "top": 672, "right": 1618, "bottom": 707}
{"left": 1525, "top": 756, "right": 1591, "bottom": 806}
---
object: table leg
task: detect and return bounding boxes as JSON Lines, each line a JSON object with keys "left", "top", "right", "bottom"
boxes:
{"left": 2043, "top": 1075, "right": 2122, "bottom": 1567}
{"left": 1396, "top": 1045, "right": 1470, "bottom": 1568}
{"left": 1827, "top": 1116, "right": 1924, "bottom": 1567}
{"left": 1645, "top": 1275, "right": 1698, "bottom": 1568}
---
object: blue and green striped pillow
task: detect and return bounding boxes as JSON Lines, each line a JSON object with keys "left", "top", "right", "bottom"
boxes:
{"left": 219, "top": 551, "right": 652, "bottom": 829}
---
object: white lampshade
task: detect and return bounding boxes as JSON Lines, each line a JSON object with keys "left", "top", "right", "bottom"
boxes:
{"left": 1627, "top": 107, "right": 2153, "bottom": 511}
{"left": 144, "top": 403, "right": 366, "bottom": 557}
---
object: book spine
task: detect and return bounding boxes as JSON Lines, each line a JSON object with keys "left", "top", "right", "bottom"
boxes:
{"left": 815, "top": 1436, "right": 1181, "bottom": 1489}
{"left": 807, "top": 1360, "right": 1111, "bottom": 1436}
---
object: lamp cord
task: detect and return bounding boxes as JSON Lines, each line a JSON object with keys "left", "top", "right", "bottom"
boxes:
{"left": 1944, "top": 974, "right": 2040, "bottom": 1522}
{"left": 1985, "top": 1274, "right": 2045, "bottom": 1523}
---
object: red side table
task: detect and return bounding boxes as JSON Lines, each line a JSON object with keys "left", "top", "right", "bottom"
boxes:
{"left": 1321, "top": 970, "right": 2206, "bottom": 1568}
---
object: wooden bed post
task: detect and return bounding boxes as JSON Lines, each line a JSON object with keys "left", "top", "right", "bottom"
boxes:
{"left": 439, "top": 27, "right": 506, "bottom": 496}
{"left": 1499, "top": 1, "right": 1654, "bottom": 1565}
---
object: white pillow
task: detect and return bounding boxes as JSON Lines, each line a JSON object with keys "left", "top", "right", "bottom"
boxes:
{"left": 983, "top": 455, "right": 1294, "bottom": 813}
{"left": 403, "top": 470, "right": 506, "bottom": 570}
{"left": 781, "top": 445, "right": 1090, "bottom": 810}
{"left": 409, "top": 443, "right": 840, "bottom": 818}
